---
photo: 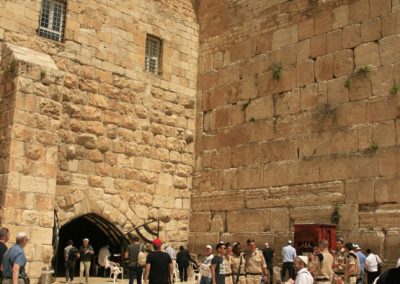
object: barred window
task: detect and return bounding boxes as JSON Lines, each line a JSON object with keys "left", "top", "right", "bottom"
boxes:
{"left": 38, "top": 0, "right": 67, "bottom": 42}
{"left": 145, "top": 35, "right": 163, "bottom": 75}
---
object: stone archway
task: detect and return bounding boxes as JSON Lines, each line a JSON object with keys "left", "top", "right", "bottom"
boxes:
{"left": 55, "top": 213, "right": 131, "bottom": 276}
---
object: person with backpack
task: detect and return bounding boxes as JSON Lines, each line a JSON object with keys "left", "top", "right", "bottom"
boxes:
{"left": 1, "top": 232, "right": 29, "bottom": 284}
{"left": 176, "top": 246, "right": 193, "bottom": 282}
{"left": 124, "top": 236, "right": 145, "bottom": 284}
{"left": 344, "top": 243, "right": 360, "bottom": 284}
{"left": 64, "top": 240, "right": 79, "bottom": 284}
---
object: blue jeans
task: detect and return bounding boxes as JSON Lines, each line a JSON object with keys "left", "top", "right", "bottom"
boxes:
{"left": 129, "top": 265, "right": 143, "bottom": 284}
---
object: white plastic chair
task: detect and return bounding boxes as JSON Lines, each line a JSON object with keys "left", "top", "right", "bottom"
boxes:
{"left": 107, "top": 258, "right": 123, "bottom": 283}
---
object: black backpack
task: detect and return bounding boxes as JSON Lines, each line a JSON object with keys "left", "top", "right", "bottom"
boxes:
{"left": 68, "top": 247, "right": 78, "bottom": 262}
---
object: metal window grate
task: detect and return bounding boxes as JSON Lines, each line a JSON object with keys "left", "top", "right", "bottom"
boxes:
{"left": 38, "top": 0, "right": 67, "bottom": 42}
{"left": 145, "top": 35, "right": 162, "bottom": 75}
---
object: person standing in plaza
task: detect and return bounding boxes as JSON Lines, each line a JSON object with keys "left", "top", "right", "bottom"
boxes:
{"left": 333, "top": 238, "right": 347, "bottom": 281}
{"left": 245, "top": 238, "right": 269, "bottom": 284}
{"left": 287, "top": 256, "right": 313, "bottom": 284}
{"left": 315, "top": 239, "right": 333, "bottom": 284}
{"left": 98, "top": 245, "right": 111, "bottom": 277}
{"left": 211, "top": 242, "right": 226, "bottom": 284}
{"left": 262, "top": 242, "right": 274, "bottom": 284}
{"left": 281, "top": 240, "right": 297, "bottom": 281}
{"left": 375, "top": 257, "right": 400, "bottom": 284}
{"left": 344, "top": 243, "right": 360, "bottom": 284}
{"left": 1, "top": 232, "right": 29, "bottom": 284}
{"left": 79, "top": 238, "right": 94, "bottom": 284}
{"left": 200, "top": 245, "right": 214, "bottom": 284}
{"left": 176, "top": 245, "right": 192, "bottom": 282}
{"left": 165, "top": 243, "right": 176, "bottom": 261}
{"left": 364, "top": 249, "right": 382, "bottom": 284}
{"left": 143, "top": 238, "right": 173, "bottom": 284}
{"left": 0, "top": 227, "right": 10, "bottom": 281}
{"left": 354, "top": 245, "right": 366, "bottom": 284}
{"left": 125, "top": 236, "right": 144, "bottom": 284}
{"left": 64, "top": 240, "right": 79, "bottom": 283}
{"left": 230, "top": 242, "right": 246, "bottom": 284}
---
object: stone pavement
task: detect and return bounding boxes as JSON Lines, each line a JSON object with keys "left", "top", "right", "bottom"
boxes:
{"left": 55, "top": 277, "right": 199, "bottom": 284}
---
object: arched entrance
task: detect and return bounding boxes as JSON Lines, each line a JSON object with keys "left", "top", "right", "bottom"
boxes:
{"left": 55, "top": 213, "right": 131, "bottom": 276}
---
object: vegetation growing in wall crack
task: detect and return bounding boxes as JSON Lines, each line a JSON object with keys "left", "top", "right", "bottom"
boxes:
{"left": 356, "top": 64, "right": 371, "bottom": 75}
{"left": 40, "top": 69, "right": 46, "bottom": 81}
{"left": 344, "top": 78, "right": 350, "bottom": 89}
{"left": 6, "top": 59, "right": 16, "bottom": 74}
{"left": 331, "top": 204, "right": 341, "bottom": 224}
{"left": 272, "top": 63, "right": 282, "bottom": 81}
{"left": 390, "top": 83, "right": 399, "bottom": 95}
{"left": 368, "top": 143, "right": 379, "bottom": 152}
{"left": 242, "top": 100, "right": 250, "bottom": 111}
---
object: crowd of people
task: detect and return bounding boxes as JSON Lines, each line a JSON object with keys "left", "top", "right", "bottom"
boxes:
{"left": 0, "top": 227, "right": 400, "bottom": 284}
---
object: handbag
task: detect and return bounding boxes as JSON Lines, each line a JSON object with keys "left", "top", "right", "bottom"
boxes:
{"left": 22, "top": 275, "right": 30, "bottom": 284}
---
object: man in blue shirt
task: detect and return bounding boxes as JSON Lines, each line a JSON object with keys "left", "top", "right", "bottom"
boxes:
{"left": 2, "top": 232, "right": 29, "bottom": 284}
{"left": 354, "top": 245, "right": 366, "bottom": 284}
{"left": 281, "top": 240, "right": 297, "bottom": 281}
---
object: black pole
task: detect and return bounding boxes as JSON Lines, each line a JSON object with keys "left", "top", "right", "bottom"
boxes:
{"left": 157, "top": 220, "right": 160, "bottom": 238}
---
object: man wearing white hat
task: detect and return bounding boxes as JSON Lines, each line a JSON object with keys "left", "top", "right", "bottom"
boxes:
{"left": 287, "top": 256, "right": 313, "bottom": 284}
{"left": 374, "top": 257, "right": 400, "bottom": 284}
{"left": 199, "top": 245, "right": 214, "bottom": 284}
{"left": 281, "top": 240, "right": 297, "bottom": 281}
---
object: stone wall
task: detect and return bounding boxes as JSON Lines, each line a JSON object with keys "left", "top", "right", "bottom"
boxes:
{"left": 0, "top": 0, "right": 198, "bottom": 277}
{"left": 192, "top": 0, "right": 400, "bottom": 265}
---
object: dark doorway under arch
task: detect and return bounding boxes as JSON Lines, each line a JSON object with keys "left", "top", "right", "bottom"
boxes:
{"left": 56, "top": 213, "right": 131, "bottom": 277}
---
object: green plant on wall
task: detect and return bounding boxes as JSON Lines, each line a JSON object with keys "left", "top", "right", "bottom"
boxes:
{"left": 356, "top": 64, "right": 371, "bottom": 75}
{"left": 344, "top": 78, "right": 350, "bottom": 89}
{"left": 368, "top": 143, "right": 379, "bottom": 152}
{"left": 390, "top": 83, "right": 399, "bottom": 95}
{"left": 331, "top": 204, "right": 341, "bottom": 224}
{"left": 272, "top": 63, "right": 282, "bottom": 81}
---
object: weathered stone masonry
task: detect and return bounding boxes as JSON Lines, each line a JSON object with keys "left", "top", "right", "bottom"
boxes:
{"left": 191, "top": 0, "right": 400, "bottom": 267}
{"left": 0, "top": 0, "right": 198, "bottom": 277}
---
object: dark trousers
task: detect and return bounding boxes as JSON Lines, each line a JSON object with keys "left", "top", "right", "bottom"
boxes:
{"left": 267, "top": 263, "right": 273, "bottom": 284}
{"left": 65, "top": 261, "right": 76, "bottom": 281}
{"left": 281, "top": 262, "right": 294, "bottom": 281}
{"left": 129, "top": 265, "right": 143, "bottom": 284}
{"left": 366, "top": 271, "right": 380, "bottom": 284}
{"left": 178, "top": 264, "right": 189, "bottom": 282}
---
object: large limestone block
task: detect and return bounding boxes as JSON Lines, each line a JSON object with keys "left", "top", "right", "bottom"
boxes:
{"left": 384, "top": 230, "right": 400, "bottom": 262}
{"left": 380, "top": 34, "right": 400, "bottom": 65}
{"left": 188, "top": 232, "right": 219, "bottom": 255}
{"left": 270, "top": 208, "right": 289, "bottom": 232}
{"left": 245, "top": 96, "right": 273, "bottom": 121}
{"left": 355, "top": 42, "right": 381, "bottom": 68}
{"left": 332, "top": 5, "right": 349, "bottom": 29}
{"left": 272, "top": 25, "right": 298, "bottom": 50}
{"left": 338, "top": 204, "right": 359, "bottom": 232}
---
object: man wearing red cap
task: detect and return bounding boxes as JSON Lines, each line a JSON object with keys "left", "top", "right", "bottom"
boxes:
{"left": 143, "top": 238, "right": 173, "bottom": 284}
